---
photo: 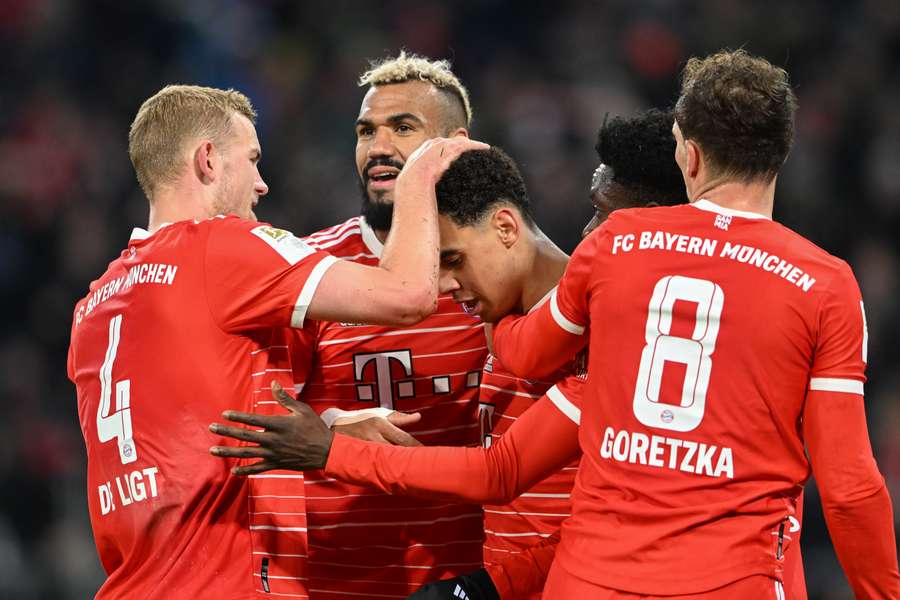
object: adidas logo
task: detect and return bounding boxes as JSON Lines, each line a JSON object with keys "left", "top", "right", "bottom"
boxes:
{"left": 453, "top": 584, "right": 469, "bottom": 600}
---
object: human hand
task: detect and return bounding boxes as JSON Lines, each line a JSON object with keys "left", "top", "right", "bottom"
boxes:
{"left": 332, "top": 412, "right": 423, "bottom": 447}
{"left": 209, "top": 381, "right": 334, "bottom": 474}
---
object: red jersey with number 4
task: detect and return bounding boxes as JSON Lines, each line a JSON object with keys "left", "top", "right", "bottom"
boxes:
{"left": 67, "top": 216, "right": 339, "bottom": 599}
{"left": 495, "top": 200, "right": 868, "bottom": 595}
{"left": 291, "top": 216, "right": 487, "bottom": 599}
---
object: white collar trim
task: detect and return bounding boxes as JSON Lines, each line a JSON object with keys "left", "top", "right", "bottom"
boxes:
{"left": 359, "top": 216, "right": 384, "bottom": 257}
{"left": 129, "top": 222, "right": 173, "bottom": 241}
{"left": 691, "top": 199, "right": 770, "bottom": 220}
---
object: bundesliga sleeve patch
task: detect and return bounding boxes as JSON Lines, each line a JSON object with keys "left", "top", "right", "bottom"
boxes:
{"left": 250, "top": 225, "right": 316, "bottom": 265}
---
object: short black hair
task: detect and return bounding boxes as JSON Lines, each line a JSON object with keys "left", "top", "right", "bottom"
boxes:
{"left": 674, "top": 49, "right": 797, "bottom": 182}
{"left": 595, "top": 108, "right": 686, "bottom": 205}
{"left": 436, "top": 147, "right": 533, "bottom": 227}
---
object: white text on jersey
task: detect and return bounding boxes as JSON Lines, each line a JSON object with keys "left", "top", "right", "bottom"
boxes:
{"left": 78, "top": 263, "right": 179, "bottom": 326}
{"left": 97, "top": 466, "right": 160, "bottom": 515}
{"left": 599, "top": 426, "right": 734, "bottom": 479}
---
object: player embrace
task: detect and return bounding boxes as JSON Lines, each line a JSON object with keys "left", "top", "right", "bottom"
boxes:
{"left": 68, "top": 84, "right": 485, "bottom": 599}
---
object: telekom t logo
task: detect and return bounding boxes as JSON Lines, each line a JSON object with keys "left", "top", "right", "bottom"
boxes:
{"left": 353, "top": 351, "right": 414, "bottom": 410}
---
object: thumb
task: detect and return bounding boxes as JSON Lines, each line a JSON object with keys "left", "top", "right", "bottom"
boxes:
{"left": 387, "top": 411, "right": 422, "bottom": 428}
{"left": 271, "top": 380, "right": 304, "bottom": 414}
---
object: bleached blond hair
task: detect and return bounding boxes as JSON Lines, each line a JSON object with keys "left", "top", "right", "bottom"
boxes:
{"left": 128, "top": 84, "right": 257, "bottom": 200}
{"left": 358, "top": 50, "right": 472, "bottom": 128}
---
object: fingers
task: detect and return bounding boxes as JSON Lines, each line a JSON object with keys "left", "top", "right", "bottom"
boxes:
{"left": 271, "top": 381, "right": 304, "bottom": 415}
{"left": 221, "top": 409, "right": 284, "bottom": 431}
{"left": 232, "top": 461, "right": 279, "bottom": 476}
{"left": 209, "top": 445, "right": 271, "bottom": 459}
{"left": 386, "top": 411, "right": 422, "bottom": 427}
{"left": 379, "top": 421, "right": 423, "bottom": 447}
{"left": 209, "top": 422, "right": 270, "bottom": 445}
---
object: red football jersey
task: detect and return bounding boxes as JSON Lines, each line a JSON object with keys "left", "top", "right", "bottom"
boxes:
{"left": 478, "top": 351, "right": 579, "bottom": 584}
{"left": 292, "top": 216, "right": 488, "bottom": 598}
{"left": 67, "top": 216, "right": 337, "bottom": 599}
{"left": 494, "top": 200, "right": 869, "bottom": 595}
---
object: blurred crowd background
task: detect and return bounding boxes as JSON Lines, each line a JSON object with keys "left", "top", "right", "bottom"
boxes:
{"left": 1, "top": 1, "right": 898, "bottom": 598}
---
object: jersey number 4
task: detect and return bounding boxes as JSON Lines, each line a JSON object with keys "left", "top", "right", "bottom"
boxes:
{"left": 97, "top": 314, "right": 137, "bottom": 464}
{"left": 633, "top": 275, "right": 724, "bottom": 433}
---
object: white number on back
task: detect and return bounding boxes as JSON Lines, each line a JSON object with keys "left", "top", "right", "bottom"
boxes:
{"left": 97, "top": 314, "right": 137, "bottom": 464}
{"left": 632, "top": 275, "right": 724, "bottom": 432}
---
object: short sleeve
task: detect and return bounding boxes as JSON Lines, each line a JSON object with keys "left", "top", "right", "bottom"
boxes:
{"left": 551, "top": 227, "right": 603, "bottom": 334}
{"left": 545, "top": 372, "right": 584, "bottom": 425}
{"left": 204, "top": 218, "right": 339, "bottom": 333}
{"left": 809, "top": 262, "right": 867, "bottom": 396}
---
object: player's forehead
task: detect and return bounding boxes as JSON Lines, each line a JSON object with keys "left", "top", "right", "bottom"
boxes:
{"left": 229, "top": 112, "right": 260, "bottom": 147}
{"left": 357, "top": 81, "right": 445, "bottom": 125}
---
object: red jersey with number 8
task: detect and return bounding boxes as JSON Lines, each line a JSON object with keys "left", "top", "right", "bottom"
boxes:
{"left": 495, "top": 200, "right": 868, "bottom": 595}
{"left": 67, "top": 216, "right": 338, "bottom": 599}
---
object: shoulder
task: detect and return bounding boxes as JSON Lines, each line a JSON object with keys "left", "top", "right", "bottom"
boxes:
{"left": 302, "top": 217, "right": 367, "bottom": 254}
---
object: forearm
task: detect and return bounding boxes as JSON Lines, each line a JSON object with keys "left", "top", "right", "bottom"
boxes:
{"left": 805, "top": 390, "right": 900, "bottom": 598}
{"left": 821, "top": 485, "right": 899, "bottom": 599}
{"left": 324, "top": 395, "right": 579, "bottom": 504}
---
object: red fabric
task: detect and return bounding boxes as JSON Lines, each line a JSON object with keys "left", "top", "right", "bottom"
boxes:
{"left": 804, "top": 390, "right": 900, "bottom": 599}
{"left": 485, "top": 531, "right": 560, "bottom": 600}
{"left": 68, "top": 216, "right": 333, "bottom": 599}
{"left": 491, "top": 202, "right": 896, "bottom": 595}
{"left": 478, "top": 355, "right": 580, "bottom": 589}
{"left": 292, "top": 217, "right": 488, "bottom": 598}
{"left": 544, "top": 560, "right": 785, "bottom": 599}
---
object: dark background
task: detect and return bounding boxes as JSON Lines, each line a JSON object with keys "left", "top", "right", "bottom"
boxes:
{"left": 1, "top": 1, "right": 898, "bottom": 598}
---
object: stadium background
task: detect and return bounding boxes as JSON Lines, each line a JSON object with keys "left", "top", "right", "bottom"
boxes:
{"left": 2, "top": 1, "right": 898, "bottom": 598}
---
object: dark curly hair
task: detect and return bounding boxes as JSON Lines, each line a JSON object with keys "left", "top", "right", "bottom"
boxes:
{"left": 435, "top": 147, "right": 533, "bottom": 227}
{"left": 674, "top": 49, "right": 797, "bottom": 182}
{"left": 595, "top": 109, "right": 686, "bottom": 205}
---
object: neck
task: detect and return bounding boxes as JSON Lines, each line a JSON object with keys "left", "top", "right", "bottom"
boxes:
{"left": 690, "top": 175, "right": 777, "bottom": 218}
{"left": 519, "top": 230, "right": 569, "bottom": 313}
{"left": 147, "top": 186, "right": 210, "bottom": 233}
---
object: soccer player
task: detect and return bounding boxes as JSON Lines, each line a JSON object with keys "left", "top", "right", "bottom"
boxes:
{"left": 486, "top": 50, "right": 900, "bottom": 598}
{"left": 285, "top": 52, "right": 491, "bottom": 598}
{"left": 212, "top": 111, "right": 710, "bottom": 599}
{"left": 67, "top": 84, "right": 484, "bottom": 599}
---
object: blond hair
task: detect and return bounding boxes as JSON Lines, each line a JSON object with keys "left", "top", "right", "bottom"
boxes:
{"left": 358, "top": 50, "right": 472, "bottom": 128}
{"left": 128, "top": 84, "right": 257, "bottom": 200}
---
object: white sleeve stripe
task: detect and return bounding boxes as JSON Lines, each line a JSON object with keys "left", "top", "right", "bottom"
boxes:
{"left": 550, "top": 289, "right": 586, "bottom": 336}
{"left": 809, "top": 377, "right": 864, "bottom": 395}
{"left": 291, "top": 255, "right": 339, "bottom": 328}
{"left": 546, "top": 384, "right": 581, "bottom": 425}
{"left": 860, "top": 301, "right": 868, "bottom": 364}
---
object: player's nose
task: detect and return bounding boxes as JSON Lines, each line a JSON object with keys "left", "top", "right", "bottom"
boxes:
{"left": 367, "top": 127, "right": 396, "bottom": 158}
{"left": 256, "top": 177, "right": 269, "bottom": 197}
{"left": 438, "top": 271, "right": 460, "bottom": 295}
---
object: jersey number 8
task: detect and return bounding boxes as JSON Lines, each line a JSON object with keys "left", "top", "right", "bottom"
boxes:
{"left": 632, "top": 275, "right": 724, "bottom": 432}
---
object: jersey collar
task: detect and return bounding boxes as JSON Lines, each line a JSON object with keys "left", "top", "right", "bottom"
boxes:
{"left": 359, "top": 216, "right": 384, "bottom": 258}
{"left": 691, "top": 199, "right": 770, "bottom": 220}
{"left": 130, "top": 222, "right": 173, "bottom": 241}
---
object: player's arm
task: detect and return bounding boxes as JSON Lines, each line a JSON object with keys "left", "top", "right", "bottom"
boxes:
{"left": 205, "top": 138, "right": 489, "bottom": 335}
{"left": 803, "top": 264, "right": 900, "bottom": 599}
{"left": 491, "top": 230, "right": 603, "bottom": 379}
{"left": 308, "top": 138, "right": 489, "bottom": 326}
{"left": 210, "top": 377, "right": 582, "bottom": 505}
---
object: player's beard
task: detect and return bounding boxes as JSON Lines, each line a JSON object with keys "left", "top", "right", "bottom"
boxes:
{"left": 359, "top": 157, "right": 403, "bottom": 231}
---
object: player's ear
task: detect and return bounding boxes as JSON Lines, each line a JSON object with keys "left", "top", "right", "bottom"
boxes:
{"left": 193, "top": 140, "right": 217, "bottom": 184}
{"left": 685, "top": 139, "right": 702, "bottom": 180}
{"left": 448, "top": 127, "right": 469, "bottom": 139}
{"left": 491, "top": 207, "right": 520, "bottom": 249}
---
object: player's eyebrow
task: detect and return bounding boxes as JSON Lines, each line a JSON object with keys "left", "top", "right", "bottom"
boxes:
{"left": 355, "top": 113, "right": 425, "bottom": 128}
